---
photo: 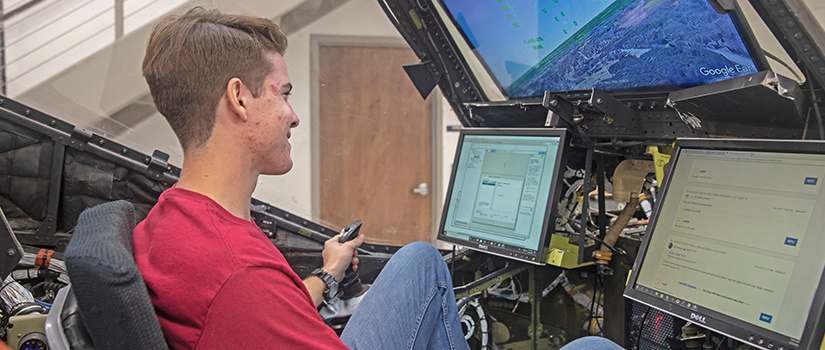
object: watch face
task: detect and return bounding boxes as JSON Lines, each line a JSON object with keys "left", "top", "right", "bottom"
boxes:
{"left": 313, "top": 268, "right": 339, "bottom": 299}
{"left": 327, "top": 282, "right": 339, "bottom": 299}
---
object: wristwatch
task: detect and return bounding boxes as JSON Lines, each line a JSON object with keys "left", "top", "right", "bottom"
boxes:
{"left": 311, "top": 268, "right": 340, "bottom": 300}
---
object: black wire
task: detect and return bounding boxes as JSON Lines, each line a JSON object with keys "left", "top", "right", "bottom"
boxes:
{"left": 813, "top": 90, "right": 825, "bottom": 140}
{"left": 589, "top": 268, "right": 598, "bottom": 334}
{"left": 803, "top": 106, "right": 813, "bottom": 139}
{"left": 451, "top": 245, "right": 456, "bottom": 277}
{"left": 808, "top": 68, "right": 825, "bottom": 140}
{"left": 561, "top": 230, "right": 628, "bottom": 257}
{"left": 568, "top": 200, "right": 580, "bottom": 220}
{"left": 715, "top": 335, "right": 728, "bottom": 350}
{"left": 635, "top": 306, "right": 652, "bottom": 349}
{"left": 591, "top": 274, "right": 605, "bottom": 336}
{"left": 0, "top": 281, "right": 16, "bottom": 298}
{"left": 0, "top": 281, "right": 14, "bottom": 314}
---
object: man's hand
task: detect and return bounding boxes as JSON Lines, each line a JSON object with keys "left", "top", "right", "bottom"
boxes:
{"left": 322, "top": 234, "right": 365, "bottom": 282}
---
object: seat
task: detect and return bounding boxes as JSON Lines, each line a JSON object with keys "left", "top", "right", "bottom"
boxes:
{"left": 45, "top": 285, "right": 95, "bottom": 350}
{"left": 61, "top": 200, "right": 168, "bottom": 350}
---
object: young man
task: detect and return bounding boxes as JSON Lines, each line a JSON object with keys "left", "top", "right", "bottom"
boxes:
{"left": 134, "top": 6, "right": 623, "bottom": 350}
{"left": 133, "top": 7, "right": 468, "bottom": 350}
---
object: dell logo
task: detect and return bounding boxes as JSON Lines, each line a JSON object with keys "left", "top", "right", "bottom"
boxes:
{"left": 478, "top": 244, "right": 488, "bottom": 250}
{"left": 690, "top": 313, "right": 707, "bottom": 324}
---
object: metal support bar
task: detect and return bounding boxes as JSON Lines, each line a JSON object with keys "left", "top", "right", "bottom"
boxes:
{"left": 377, "top": 0, "right": 486, "bottom": 127}
{"left": 543, "top": 91, "right": 593, "bottom": 145}
{"left": 31, "top": 143, "right": 65, "bottom": 245}
{"left": 114, "top": 0, "right": 124, "bottom": 39}
{"left": 578, "top": 147, "right": 596, "bottom": 265}
{"left": 589, "top": 89, "right": 640, "bottom": 134}
{"left": 0, "top": 0, "right": 5, "bottom": 96}
{"left": 0, "top": 0, "right": 45, "bottom": 22}
{"left": 454, "top": 263, "right": 527, "bottom": 299}
{"left": 596, "top": 153, "right": 607, "bottom": 240}
{"left": 529, "top": 265, "right": 542, "bottom": 350}
{"left": 542, "top": 91, "right": 577, "bottom": 128}
{"left": 250, "top": 207, "right": 372, "bottom": 256}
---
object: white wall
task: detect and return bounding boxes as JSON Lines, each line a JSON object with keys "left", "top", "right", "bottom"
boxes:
{"left": 4, "top": 0, "right": 191, "bottom": 95}
{"left": 804, "top": 0, "right": 824, "bottom": 26}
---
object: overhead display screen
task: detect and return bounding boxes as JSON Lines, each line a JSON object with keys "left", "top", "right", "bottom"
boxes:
{"left": 439, "top": 0, "right": 763, "bottom": 98}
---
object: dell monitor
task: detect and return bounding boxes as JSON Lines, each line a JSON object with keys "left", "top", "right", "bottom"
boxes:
{"left": 624, "top": 138, "right": 825, "bottom": 350}
{"left": 437, "top": 128, "right": 567, "bottom": 264}
{"left": 438, "top": 0, "right": 766, "bottom": 99}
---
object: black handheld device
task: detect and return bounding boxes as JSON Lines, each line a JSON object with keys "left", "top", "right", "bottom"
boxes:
{"left": 338, "top": 220, "right": 362, "bottom": 243}
{"left": 338, "top": 220, "right": 366, "bottom": 299}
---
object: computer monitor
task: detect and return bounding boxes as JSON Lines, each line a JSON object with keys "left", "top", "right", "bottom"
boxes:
{"left": 437, "top": 128, "right": 567, "bottom": 265}
{"left": 624, "top": 138, "right": 825, "bottom": 350}
{"left": 437, "top": 0, "right": 766, "bottom": 99}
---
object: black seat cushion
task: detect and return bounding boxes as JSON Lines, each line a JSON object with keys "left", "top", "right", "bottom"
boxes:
{"left": 64, "top": 200, "right": 168, "bottom": 350}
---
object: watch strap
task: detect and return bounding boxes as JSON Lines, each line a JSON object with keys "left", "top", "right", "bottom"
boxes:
{"left": 311, "top": 268, "right": 338, "bottom": 299}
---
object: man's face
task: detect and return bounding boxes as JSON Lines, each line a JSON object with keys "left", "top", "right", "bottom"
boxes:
{"left": 244, "top": 52, "right": 300, "bottom": 175}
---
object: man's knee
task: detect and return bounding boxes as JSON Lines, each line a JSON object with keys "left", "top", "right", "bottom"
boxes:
{"left": 389, "top": 241, "right": 446, "bottom": 272}
{"left": 394, "top": 241, "right": 440, "bottom": 262}
{"left": 561, "top": 336, "right": 622, "bottom": 350}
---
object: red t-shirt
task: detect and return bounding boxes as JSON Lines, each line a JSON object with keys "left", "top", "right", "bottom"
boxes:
{"left": 132, "top": 187, "right": 348, "bottom": 349}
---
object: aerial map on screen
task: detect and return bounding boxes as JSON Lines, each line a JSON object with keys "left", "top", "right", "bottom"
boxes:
{"left": 441, "top": 0, "right": 760, "bottom": 98}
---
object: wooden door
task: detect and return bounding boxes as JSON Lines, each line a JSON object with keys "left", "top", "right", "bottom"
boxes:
{"left": 318, "top": 44, "right": 434, "bottom": 245}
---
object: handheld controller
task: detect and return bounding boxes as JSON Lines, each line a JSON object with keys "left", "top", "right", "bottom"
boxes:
{"left": 338, "top": 220, "right": 366, "bottom": 299}
{"left": 338, "top": 220, "right": 362, "bottom": 244}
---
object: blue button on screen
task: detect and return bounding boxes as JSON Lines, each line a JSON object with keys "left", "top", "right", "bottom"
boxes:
{"left": 805, "top": 177, "right": 818, "bottom": 185}
{"left": 760, "top": 313, "right": 773, "bottom": 324}
{"left": 785, "top": 237, "right": 799, "bottom": 246}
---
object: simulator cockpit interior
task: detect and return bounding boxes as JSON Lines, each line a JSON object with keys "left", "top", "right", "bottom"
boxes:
{"left": 0, "top": 0, "right": 824, "bottom": 349}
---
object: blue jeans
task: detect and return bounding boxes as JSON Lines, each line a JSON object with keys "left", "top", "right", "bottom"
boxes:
{"left": 561, "top": 336, "right": 625, "bottom": 349}
{"left": 340, "top": 242, "right": 623, "bottom": 350}
{"left": 341, "top": 242, "right": 469, "bottom": 350}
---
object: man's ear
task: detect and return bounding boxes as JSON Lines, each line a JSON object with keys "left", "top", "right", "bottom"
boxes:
{"left": 226, "top": 78, "right": 249, "bottom": 122}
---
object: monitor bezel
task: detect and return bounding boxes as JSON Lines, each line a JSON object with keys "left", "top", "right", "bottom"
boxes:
{"left": 437, "top": 128, "right": 569, "bottom": 265}
{"left": 434, "top": 0, "right": 769, "bottom": 100}
{"left": 624, "top": 138, "right": 825, "bottom": 350}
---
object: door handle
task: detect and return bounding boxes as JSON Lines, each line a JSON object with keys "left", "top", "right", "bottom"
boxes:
{"left": 412, "top": 182, "right": 429, "bottom": 196}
